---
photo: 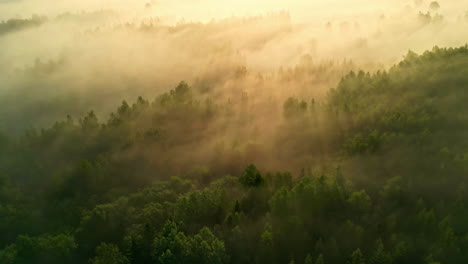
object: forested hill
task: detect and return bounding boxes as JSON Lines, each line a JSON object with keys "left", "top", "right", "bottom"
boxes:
{"left": 1, "top": 46, "right": 468, "bottom": 264}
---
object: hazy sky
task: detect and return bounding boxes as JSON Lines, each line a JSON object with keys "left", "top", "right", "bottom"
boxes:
{"left": 2, "top": 0, "right": 467, "bottom": 25}
{"left": 0, "top": 0, "right": 406, "bottom": 22}
{"left": 1, "top": 0, "right": 467, "bottom": 70}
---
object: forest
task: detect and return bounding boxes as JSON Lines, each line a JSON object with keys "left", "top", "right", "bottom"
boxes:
{"left": 1, "top": 0, "right": 468, "bottom": 264}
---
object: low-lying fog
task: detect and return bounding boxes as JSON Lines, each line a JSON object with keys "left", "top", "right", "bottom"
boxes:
{"left": 0, "top": 0, "right": 467, "bottom": 132}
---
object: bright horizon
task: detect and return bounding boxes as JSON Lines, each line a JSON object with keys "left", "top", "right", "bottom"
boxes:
{"left": 0, "top": 0, "right": 424, "bottom": 22}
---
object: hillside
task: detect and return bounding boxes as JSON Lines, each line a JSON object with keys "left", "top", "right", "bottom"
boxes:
{"left": 1, "top": 46, "right": 468, "bottom": 264}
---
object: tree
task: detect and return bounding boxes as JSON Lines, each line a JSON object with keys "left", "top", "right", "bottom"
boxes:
{"left": 80, "top": 111, "right": 99, "bottom": 131}
{"left": 234, "top": 200, "right": 241, "bottom": 213}
{"left": 349, "top": 249, "right": 366, "bottom": 264}
{"left": 117, "top": 101, "right": 131, "bottom": 119}
{"left": 283, "top": 97, "right": 308, "bottom": 119}
{"left": 429, "top": 1, "right": 440, "bottom": 11}
{"left": 152, "top": 221, "right": 227, "bottom": 264}
{"left": 239, "top": 164, "right": 263, "bottom": 188}
{"left": 0, "top": 245, "right": 17, "bottom": 264}
{"left": 90, "top": 243, "right": 129, "bottom": 264}
{"left": 6, "top": 234, "right": 77, "bottom": 264}
{"left": 370, "top": 240, "right": 392, "bottom": 264}
{"left": 348, "top": 190, "right": 371, "bottom": 213}
{"left": 188, "top": 227, "right": 228, "bottom": 264}
{"left": 175, "top": 189, "right": 225, "bottom": 232}
{"left": 260, "top": 223, "right": 274, "bottom": 263}
{"left": 152, "top": 221, "right": 190, "bottom": 264}
{"left": 0, "top": 132, "right": 9, "bottom": 154}
{"left": 171, "top": 81, "right": 192, "bottom": 103}
{"left": 315, "top": 254, "right": 325, "bottom": 264}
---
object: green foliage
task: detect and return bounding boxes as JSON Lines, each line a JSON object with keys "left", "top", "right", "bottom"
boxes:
{"left": 349, "top": 249, "right": 366, "bottom": 264}
{"left": 315, "top": 254, "right": 325, "bottom": 264}
{"left": 343, "top": 131, "right": 385, "bottom": 155}
{"left": 0, "top": 234, "right": 77, "bottom": 264}
{"left": 369, "top": 240, "right": 392, "bottom": 264}
{"left": 189, "top": 227, "right": 228, "bottom": 264}
{"left": 152, "top": 221, "right": 227, "bottom": 264}
{"left": 1, "top": 46, "right": 468, "bottom": 264}
{"left": 348, "top": 190, "right": 371, "bottom": 213}
{"left": 80, "top": 111, "right": 99, "bottom": 131}
{"left": 175, "top": 188, "right": 226, "bottom": 231}
{"left": 157, "top": 81, "right": 193, "bottom": 107}
{"left": 90, "top": 243, "right": 129, "bottom": 264}
{"left": 283, "top": 97, "right": 308, "bottom": 119}
{"left": 0, "top": 245, "right": 17, "bottom": 264}
{"left": 152, "top": 221, "right": 190, "bottom": 264}
{"left": 239, "top": 164, "right": 264, "bottom": 188}
{"left": 0, "top": 16, "right": 46, "bottom": 36}
{"left": 171, "top": 81, "right": 192, "bottom": 103}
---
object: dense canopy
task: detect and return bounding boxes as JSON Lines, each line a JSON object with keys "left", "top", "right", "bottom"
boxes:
{"left": 1, "top": 46, "right": 468, "bottom": 263}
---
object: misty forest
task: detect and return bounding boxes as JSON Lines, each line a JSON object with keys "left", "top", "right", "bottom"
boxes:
{"left": 1, "top": 0, "right": 468, "bottom": 263}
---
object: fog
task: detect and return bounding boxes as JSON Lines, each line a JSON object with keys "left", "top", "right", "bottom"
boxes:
{"left": 1, "top": 0, "right": 468, "bottom": 132}
{"left": 0, "top": 0, "right": 399, "bottom": 21}
{"left": 2, "top": 2, "right": 468, "bottom": 263}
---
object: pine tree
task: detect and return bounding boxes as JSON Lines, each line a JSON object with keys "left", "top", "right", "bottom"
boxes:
{"left": 315, "top": 254, "right": 325, "bottom": 264}
{"left": 349, "top": 248, "right": 366, "bottom": 264}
